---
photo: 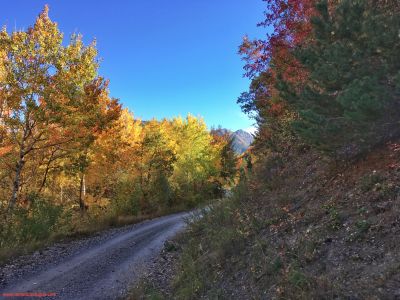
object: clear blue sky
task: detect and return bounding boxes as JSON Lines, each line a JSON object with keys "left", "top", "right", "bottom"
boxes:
{"left": 1, "top": 1, "right": 265, "bottom": 132}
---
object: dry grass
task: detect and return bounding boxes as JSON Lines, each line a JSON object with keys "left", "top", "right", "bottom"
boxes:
{"left": 160, "top": 141, "right": 400, "bottom": 299}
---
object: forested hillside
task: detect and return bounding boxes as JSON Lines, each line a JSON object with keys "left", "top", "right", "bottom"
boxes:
{"left": 136, "top": 0, "right": 400, "bottom": 298}
{"left": 0, "top": 7, "right": 237, "bottom": 260}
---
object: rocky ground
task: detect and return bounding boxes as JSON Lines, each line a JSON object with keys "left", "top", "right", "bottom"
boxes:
{"left": 128, "top": 239, "right": 182, "bottom": 299}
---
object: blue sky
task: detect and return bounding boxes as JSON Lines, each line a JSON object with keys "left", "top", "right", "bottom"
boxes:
{"left": 1, "top": 1, "right": 265, "bottom": 132}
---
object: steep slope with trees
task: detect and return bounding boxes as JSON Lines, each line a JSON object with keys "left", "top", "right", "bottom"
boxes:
{"left": 136, "top": 1, "right": 400, "bottom": 298}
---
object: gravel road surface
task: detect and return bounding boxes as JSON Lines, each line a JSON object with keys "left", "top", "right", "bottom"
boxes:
{"left": 0, "top": 211, "right": 191, "bottom": 299}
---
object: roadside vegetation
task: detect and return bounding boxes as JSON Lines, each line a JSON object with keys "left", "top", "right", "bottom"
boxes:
{"left": 134, "top": 0, "right": 400, "bottom": 298}
{"left": 2, "top": 0, "right": 400, "bottom": 298}
{"left": 0, "top": 7, "right": 238, "bottom": 262}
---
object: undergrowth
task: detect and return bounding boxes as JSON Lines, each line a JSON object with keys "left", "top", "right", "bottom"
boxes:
{"left": 136, "top": 142, "right": 400, "bottom": 299}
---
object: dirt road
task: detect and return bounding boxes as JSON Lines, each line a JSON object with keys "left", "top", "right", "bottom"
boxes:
{"left": 0, "top": 211, "right": 191, "bottom": 299}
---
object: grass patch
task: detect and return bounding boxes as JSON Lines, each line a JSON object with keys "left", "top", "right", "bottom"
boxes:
{"left": 172, "top": 185, "right": 250, "bottom": 299}
{"left": 129, "top": 280, "right": 165, "bottom": 300}
{"left": 360, "top": 172, "right": 385, "bottom": 192}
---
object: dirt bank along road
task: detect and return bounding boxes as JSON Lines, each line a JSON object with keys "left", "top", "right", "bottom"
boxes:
{"left": 0, "top": 211, "right": 191, "bottom": 299}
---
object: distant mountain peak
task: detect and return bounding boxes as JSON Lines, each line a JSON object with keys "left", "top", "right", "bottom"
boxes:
{"left": 235, "top": 129, "right": 247, "bottom": 134}
{"left": 231, "top": 129, "right": 254, "bottom": 154}
{"left": 210, "top": 127, "right": 255, "bottom": 154}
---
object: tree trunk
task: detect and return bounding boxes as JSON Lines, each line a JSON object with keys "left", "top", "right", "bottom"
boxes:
{"left": 79, "top": 174, "right": 87, "bottom": 213}
{"left": 8, "top": 147, "right": 25, "bottom": 212}
{"left": 38, "top": 159, "right": 51, "bottom": 194}
{"left": 38, "top": 148, "right": 57, "bottom": 194}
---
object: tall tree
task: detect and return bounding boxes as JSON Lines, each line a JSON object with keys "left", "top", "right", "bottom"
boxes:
{"left": 239, "top": 0, "right": 400, "bottom": 157}
{"left": 279, "top": 0, "right": 400, "bottom": 154}
{"left": 169, "top": 115, "right": 220, "bottom": 204}
{"left": 135, "top": 120, "right": 176, "bottom": 213}
{"left": 0, "top": 6, "right": 120, "bottom": 212}
{"left": 210, "top": 128, "right": 237, "bottom": 185}
{"left": 238, "top": 0, "right": 317, "bottom": 153}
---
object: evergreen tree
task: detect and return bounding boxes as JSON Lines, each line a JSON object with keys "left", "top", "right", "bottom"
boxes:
{"left": 280, "top": 0, "right": 400, "bottom": 155}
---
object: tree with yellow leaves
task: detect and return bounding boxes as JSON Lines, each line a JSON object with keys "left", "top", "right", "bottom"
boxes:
{"left": 0, "top": 6, "right": 120, "bottom": 212}
{"left": 167, "top": 115, "right": 221, "bottom": 206}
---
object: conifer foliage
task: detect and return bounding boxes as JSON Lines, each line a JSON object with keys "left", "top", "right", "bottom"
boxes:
{"left": 286, "top": 0, "right": 400, "bottom": 153}
{"left": 239, "top": 0, "right": 400, "bottom": 156}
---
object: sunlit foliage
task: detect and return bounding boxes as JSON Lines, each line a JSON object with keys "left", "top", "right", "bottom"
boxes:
{"left": 0, "top": 7, "right": 237, "bottom": 249}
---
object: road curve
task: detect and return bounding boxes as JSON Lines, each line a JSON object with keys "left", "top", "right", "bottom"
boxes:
{"left": 0, "top": 211, "right": 191, "bottom": 300}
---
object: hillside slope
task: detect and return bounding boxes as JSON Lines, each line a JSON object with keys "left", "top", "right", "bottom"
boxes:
{"left": 166, "top": 141, "right": 400, "bottom": 299}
